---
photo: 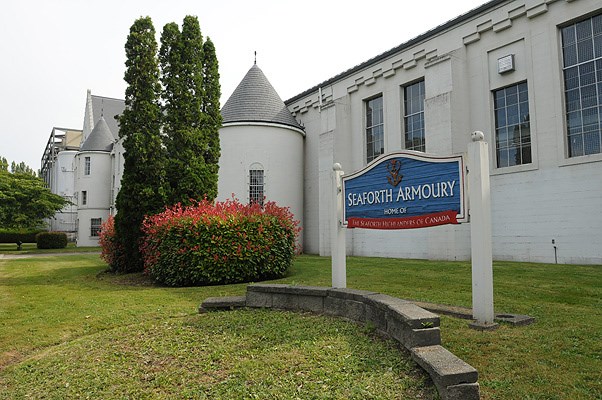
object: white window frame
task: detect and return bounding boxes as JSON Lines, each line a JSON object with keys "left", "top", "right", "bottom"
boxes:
{"left": 90, "top": 218, "right": 102, "bottom": 237}
{"left": 249, "top": 166, "right": 265, "bottom": 206}
{"left": 365, "top": 95, "right": 384, "bottom": 163}
{"left": 403, "top": 80, "right": 426, "bottom": 152}
{"left": 84, "top": 157, "right": 91, "bottom": 175}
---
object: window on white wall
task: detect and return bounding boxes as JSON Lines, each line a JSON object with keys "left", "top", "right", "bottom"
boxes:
{"left": 82, "top": 191, "right": 87, "bottom": 205}
{"left": 366, "top": 95, "right": 384, "bottom": 163}
{"left": 493, "top": 82, "right": 532, "bottom": 167}
{"left": 404, "top": 80, "right": 425, "bottom": 152}
{"left": 90, "top": 218, "right": 102, "bottom": 237}
{"left": 561, "top": 13, "right": 602, "bottom": 157}
{"left": 84, "top": 157, "right": 91, "bottom": 175}
{"left": 249, "top": 169, "right": 264, "bottom": 206}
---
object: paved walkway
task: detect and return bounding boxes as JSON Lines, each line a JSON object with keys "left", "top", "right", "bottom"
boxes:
{"left": 0, "top": 252, "right": 100, "bottom": 260}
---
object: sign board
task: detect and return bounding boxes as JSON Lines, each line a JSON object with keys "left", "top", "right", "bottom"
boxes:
{"left": 342, "top": 151, "right": 466, "bottom": 229}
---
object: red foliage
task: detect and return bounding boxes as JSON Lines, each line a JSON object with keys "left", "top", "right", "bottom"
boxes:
{"left": 98, "top": 215, "right": 125, "bottom": 269}
{"left": 139, "top": 198, "right": 301, "bottom": 286}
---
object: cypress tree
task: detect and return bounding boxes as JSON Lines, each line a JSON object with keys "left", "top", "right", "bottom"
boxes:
{"left": 161, "top": 16, "right": 221, "bottom": 206}
{"left": 200, "top": 37, "right": 222, "bottom": 199}
{"left": 114, "top": 16, "right": 166, "bottom": 273}
{"left": 159, "top": 22, "right": 183, "bottom": 138}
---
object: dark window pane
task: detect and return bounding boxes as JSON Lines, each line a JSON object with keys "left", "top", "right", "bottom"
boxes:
{"left": 581, "top": 85, "right": 598, "bottom": 108}
{"left": 507, "top": 104, "right": 519, "bottom": 125}
{"left": 564, "top": 67, "right": 579, "bottom": 90}
{"left": 577, "top": 39, "right": 594, "bottom": 63}
{"left": 563, "top": 44, "right": 578, "bottom": 67}
{"left": 562, "top": 14, "right": 602, "bottom": 157}
{"left": 594, "top": 34, "right": 602, "bottom": 58}
{"left": 593, "top": 15, "right": 602, "bottom": 35}
{"left": 576, "top": 19, "right": 593, "bottom": 41}
{"left": 522, "top": 144, "right": 532, "bottom": 164}
{"left": 404, "top": 80, "right": 425, "bottom": 151}
{"left": 366, "top": 95, "right": 384, "bottom": 162}
{"left": 584, "top": 131, "right": 601, "bottom": 154}
{"left": 565, "top": 89, "right": 581, "bottom": 112}
{"left": 562, "top": 25, "right": 576, "bottom": 45}
{"left": 493, "top": 82, "right": 532, "bottom": 167}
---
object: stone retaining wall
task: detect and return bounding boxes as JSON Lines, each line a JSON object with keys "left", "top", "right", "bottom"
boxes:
{"left": 200, "top": 284, "right": 480, "bottom": 400}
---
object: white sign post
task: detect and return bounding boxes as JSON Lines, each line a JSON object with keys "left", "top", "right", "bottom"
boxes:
{"left": 332, "top": 135, "right": 496, "bottom": 329}
{"left": 332, "top": 163, "right": 346, "bottom": 288}
{"left": 467, "top": 132, "right": 497, "bottom": 328}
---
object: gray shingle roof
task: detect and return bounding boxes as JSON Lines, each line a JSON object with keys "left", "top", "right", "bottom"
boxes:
{"left": 80, "top": 117, "right": 114, "bottom": 152}
{"left": 91, "top": 95, "right": 124, "bottom": 140}
{"left": 221, "top": 64, "right": 302, "bottom": 129}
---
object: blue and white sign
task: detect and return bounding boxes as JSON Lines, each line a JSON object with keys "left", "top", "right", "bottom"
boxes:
{"left": 342, "top": 151, "right": 466, "bottom": 229}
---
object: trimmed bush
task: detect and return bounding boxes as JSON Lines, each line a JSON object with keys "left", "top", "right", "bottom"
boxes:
{"left": 99, "top": 216, "right": 126, "bottom": 269}
{"left": 141, "top": 199, "right": 301, "bottom": 286}
{"left": 0, "top": 229, "right": 43, "bottom": 244}
{"left": 36, "top": 232, "right": 68, "bottom": 249}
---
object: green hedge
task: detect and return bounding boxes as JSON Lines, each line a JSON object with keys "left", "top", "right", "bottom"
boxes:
{"left": 137, "top": 199, "right": 300, "bottom": 287}
{"left": 36, "top": 232, "right": 68, "bottom": 249}
{"left": 0, "top": 229, "right": 43, "bottom": 244}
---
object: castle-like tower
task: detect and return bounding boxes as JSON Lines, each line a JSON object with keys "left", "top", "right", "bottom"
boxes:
{"left": 217, "top": 64, "right": 305, "bottom": 246}
{"left": 74, "top": 117, "right": 114, "bottom": 246}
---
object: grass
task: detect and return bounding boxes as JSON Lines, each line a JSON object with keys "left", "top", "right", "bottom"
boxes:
{"left": 0, "top": 254, "right": 601, "bottom": 399}
{"left": 0, "top": 254, "right": 434, "bottom": 399}
{"left": 0, "top": 242, "right": 99, "bottom": 254}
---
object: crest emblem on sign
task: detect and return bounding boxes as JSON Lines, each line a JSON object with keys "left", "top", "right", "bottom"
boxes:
{"left": 387, "top": 159, "right": 403, "bottom": 187}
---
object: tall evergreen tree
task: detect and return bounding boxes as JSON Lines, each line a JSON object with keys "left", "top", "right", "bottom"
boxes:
{"left": 200, "top": 37, "right": 222, "bottom": 198}
{"left": 161, "top": 16, "right": 221, "bottom": 205}
{"left": 114, "top": 16, "right": 166, "bottom": 273}
{"left": 159, "top": 22, "right": 183, "bottom": 137}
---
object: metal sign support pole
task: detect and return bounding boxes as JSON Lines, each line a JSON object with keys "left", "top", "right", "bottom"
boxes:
{"left": 468, "top": 133, "right": 496, "bottom": 327}
{"left": 332, "top": 163, "right": 346, "bottom": 288}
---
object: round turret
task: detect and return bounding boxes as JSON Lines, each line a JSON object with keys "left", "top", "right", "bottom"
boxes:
{"left": 218, "top": 64, "right": 305, "bottom": 246}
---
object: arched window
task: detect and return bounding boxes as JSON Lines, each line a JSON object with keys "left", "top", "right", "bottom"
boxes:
{"left": 249, "top": 163, "right": 264, "bottom": 206}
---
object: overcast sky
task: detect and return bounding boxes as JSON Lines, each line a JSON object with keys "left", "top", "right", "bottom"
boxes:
{"left": 1, "top": 0, "right": 486, "bottom": 170}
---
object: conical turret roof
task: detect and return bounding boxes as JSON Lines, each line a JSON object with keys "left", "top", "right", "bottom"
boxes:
{"left": 221, "top": 64, "right": 302, "bottom": 130}
{"left": 80, "top": 116, "right": 114, "bottom": 152}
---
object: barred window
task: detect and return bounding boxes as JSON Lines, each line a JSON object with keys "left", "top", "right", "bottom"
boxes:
{"left": 249, "top": 169, "right": 264, "bottom": 206}
{"left": 404, "top": 80, "right": 425, "bottom": 152}
{"left": 561, "top": 13, "right": 602, "bottom": 157}
{"left": 90, "top": 218, "right": 102, "bottom": 237}
{"left": 366, "top": 95, "right": 384, "bottom": 163}
{"left": 493, "top": 82, "right": 532, "bottom": 167}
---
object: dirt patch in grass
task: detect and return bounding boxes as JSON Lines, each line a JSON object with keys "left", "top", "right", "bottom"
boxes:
{"left": 0, "top": 351, "right": 23, "bottom": 372}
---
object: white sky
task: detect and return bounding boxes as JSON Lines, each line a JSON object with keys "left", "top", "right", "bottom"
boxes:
{"left": 0, "top": 0, "right": 486, "bottom": 170}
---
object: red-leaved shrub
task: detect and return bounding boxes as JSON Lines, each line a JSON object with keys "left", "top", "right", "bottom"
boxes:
{"left": 140, "top": 198, "right": 301, "bottom": 286}
{"left": 99, "top": 215, "right": 125, "bottom": 270}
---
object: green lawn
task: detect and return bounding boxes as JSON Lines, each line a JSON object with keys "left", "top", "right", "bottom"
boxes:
{"left": 0, "top": 242, "right": 100, "bottom": 254}
{"left": 0, "top": 254, "right": 600, "bottom": 399}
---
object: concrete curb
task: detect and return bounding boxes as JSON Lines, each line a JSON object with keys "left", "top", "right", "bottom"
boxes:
{"left": 200, "top": 284, "right": 480, "bottom": 400}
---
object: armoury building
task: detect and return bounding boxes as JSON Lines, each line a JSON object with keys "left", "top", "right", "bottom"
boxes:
{"left": 41, "top": 0, "right": 602, "bottom": 264}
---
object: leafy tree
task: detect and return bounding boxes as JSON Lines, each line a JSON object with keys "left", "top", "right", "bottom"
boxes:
{"left": 11, "top": 161, "right": 36, "bottom": 176}
{"left": 160, "top": 16, "right": 221, "bottom": 206}
{"left": 114, "top": 16, "right": 166, "bottom": 273}
{"left": 0, "top": 162, "right": 67, "bottom": 229}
